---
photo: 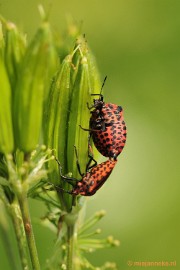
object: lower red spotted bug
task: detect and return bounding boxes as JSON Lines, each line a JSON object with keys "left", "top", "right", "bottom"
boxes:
{"left": 80, "top": 76, "right": 127, "bottom": 159}
{"left": 54, "top": 146, "right": 117, "bottom": 196}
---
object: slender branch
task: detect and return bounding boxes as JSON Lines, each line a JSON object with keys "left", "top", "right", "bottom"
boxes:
{"left": 10, "top": 201, "right": 29, "bottom": 270}
{"left": 0, "top": 225, "right": 19, "bottom": 270}
{"left": 18, "top": 193, "right": 40, "bottom": 270}
{"left": 67, "top": 225, "right": 75, "bottom": 270}
{"left": 0, "top": 200, "right": 23, "bottom": 270}
{"left": 0, "top": 193, "right": 29, "bottom": 270}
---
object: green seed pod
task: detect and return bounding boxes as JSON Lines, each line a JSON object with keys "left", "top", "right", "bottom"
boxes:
{"left": 13, "top": 21, "right": 55, "bottom": 153}
{"left": 69, "top": 39, "right": 102, "bottom": 167}
{"left": 86, "top": 48, "right": 101, "bottom": 94}
{"left": 57, "top": 17, "right": 81, "bottom": 63}
{"left": 0, "top": 55, "right": 14, "bottom": 153}
{"left": 43, "top": 35, "right": 58, "bottom": 105}
{"left": 44, "top": 54, "right": 73, "bottom": 210}
{"left": 45, "top": 55, "right": 72, "bottom": 173}
{"left": 76, "top": 36, "right": 101, "bottom": 93}
{"left": 85, "top": 46, "right": 102, "bottom": 158}
{"left": 45, "top": 41, "right": 101, "bottom": 211}
{"left": 67, "top": 55, "right": 92, "bottom": 179}
{"left": 4, "top": 22, "right": 26, "bottom": 88}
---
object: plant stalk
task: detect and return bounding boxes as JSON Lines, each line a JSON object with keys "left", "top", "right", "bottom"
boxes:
{"left": 0, "top": 225, "right": 19, "bottom": 270}
{"left": 18, "top": 193, "right": 40, "bottom": 270}
{"left": 67, "top": 225, "right": 75, "bottom": 270}
{"left": 10, "top": 201, "right": 29, "bottom": 270}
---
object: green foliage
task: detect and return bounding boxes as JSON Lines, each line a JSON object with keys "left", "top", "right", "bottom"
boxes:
{"left": 0, "top": 9, "right": 118, "bottom": 270}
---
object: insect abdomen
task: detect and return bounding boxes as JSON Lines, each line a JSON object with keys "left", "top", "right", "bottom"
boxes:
{"left": 73, "top": 159, "right": 117, "bottom": 196}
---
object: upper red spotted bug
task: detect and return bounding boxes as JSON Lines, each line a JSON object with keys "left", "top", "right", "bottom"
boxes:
{"left": 80, "top": 76, "right": 127, "bottom": 159}
{"left": 54, "top": 146, "right": 117, "bottom": 196}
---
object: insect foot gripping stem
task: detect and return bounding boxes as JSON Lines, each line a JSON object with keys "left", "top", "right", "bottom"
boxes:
{"left": 54, "top": 155, "right": 117, "bottom": 197}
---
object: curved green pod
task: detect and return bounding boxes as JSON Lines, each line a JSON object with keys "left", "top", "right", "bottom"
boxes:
{"left": 13, "top": 21, "right": 54, "bottom": 153}
{"left": 44, "top": 54, "right": 73, "bottom": 210}
{"left": 4, "top": 22, "right": 26, "bottom": 88}
{"left": 45, "top": 55, "right": 72, "bottom": 175}
{"left": 0, "top": 56, "right": 14, "bottom": 153}
{"left": 67, "top": 55, "right": 92, "bottom": 179}
{"left": 45, "top": 40, "right": 101, "bottom": 211}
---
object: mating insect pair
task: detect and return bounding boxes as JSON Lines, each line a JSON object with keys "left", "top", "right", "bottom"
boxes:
{"left": 55, "top": 77, "right": 127, "bottom": 196}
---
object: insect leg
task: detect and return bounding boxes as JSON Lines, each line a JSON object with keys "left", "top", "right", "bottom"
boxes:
{"left": 79, "top": 124, "right": 103, "bottom": 132}
{"left": 86, "top": 140, "right": 97, "bottom": 171}
{"left": 79, "top": 125, "right": 92, "bottom": 132}
{"left": 47, "top": 182, "right": 73, "bottom": 194}
{"left": 74, "top": 145, "right": 84, "bottom": 177}
{"left": 53, "top": 156, "right": 78, "bottom": 186}
{"left": 55, "top": 186, "right": 73, "bottom": 195}
{"left": 87, "top": 102, "right": 93, "bottom": 110}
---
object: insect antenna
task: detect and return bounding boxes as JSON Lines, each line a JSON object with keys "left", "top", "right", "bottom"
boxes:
{"left": 73, "top": 145, "right": 84, "bottom": 176}
{"left": 91, "top": 76, "right": 107, "bottom": 101}
{"left": 100, "top": 75, "right": 107, "bottom": 95}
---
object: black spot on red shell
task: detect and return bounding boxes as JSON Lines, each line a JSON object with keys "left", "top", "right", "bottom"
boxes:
{"left": 117, "top": 106, "right": 122, "bottom": 112}
{"left": 108, "top": 104, "right": 114, "bottom": 109}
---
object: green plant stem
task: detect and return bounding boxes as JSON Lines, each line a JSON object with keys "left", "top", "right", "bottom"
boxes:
{"left": 0, "top": 226, "right": 18, "bottom": 270}
{"left": 10, "top": 202, "right": 29, "bottom": 270}
{"left": 67, "top": 225, "right": 75, "bottom": 270}
{"left": 18, "top": 193, "right": 40, "bottom": 270}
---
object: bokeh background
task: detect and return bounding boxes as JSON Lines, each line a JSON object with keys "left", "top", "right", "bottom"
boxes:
{"left": 0, "top": 0, "right": 180, "bottom": 269}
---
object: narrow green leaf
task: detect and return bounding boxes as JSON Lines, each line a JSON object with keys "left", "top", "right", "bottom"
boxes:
{"left": 0, "top": 21, "right": 5, "bottom": 58}
{"left": 0, "top": 176, "right": 10, "bottom": 187}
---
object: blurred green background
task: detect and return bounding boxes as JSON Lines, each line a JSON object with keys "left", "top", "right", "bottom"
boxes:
{"left": 0, "top": 0, "right": 180, "bottom": 269}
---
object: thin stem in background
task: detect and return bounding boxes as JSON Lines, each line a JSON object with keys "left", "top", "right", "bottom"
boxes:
{"left": 10, "top": 201, "right": 29, "bottom": 270}
{"left": 67, "top": 225, "right": 75, "bottom": 270}
{"left": 0, "top": 218, "right": 20, "bottom": 270}
{"left": 18, "top": 193, "right": 40, "bottom": 270}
